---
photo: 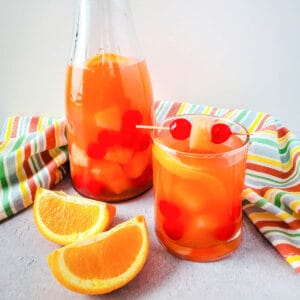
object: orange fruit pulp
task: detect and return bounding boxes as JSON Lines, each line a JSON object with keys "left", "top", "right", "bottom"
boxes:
{"left": 65, "top": 53, "right": 153, "bottom": 201}
{"left": 33, "top": 188, "right": 116, "bottom": 245}
{"left": 47, "top": 216, "right": 149, "bottom": 295}
{"left": 152, "top": 118, "right": 248, "bottom": 261}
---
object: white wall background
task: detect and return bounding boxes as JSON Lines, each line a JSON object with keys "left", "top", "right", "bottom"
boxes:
{"left": 0, "top": 0, "right": 299, "bottom": 132}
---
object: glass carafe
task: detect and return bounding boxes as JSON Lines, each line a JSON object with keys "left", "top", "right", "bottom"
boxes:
{"left": 66, "top": 0, "right": 154, "bottom": 201}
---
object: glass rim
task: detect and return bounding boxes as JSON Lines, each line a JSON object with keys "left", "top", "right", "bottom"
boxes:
{"left": 152, "top": 114, "right": 250, "bottom": 158}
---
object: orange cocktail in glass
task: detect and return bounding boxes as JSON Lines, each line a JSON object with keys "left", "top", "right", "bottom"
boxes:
{"left": 66, "top": 53, "right": 153, "bottom": 201}
{"left": 152, "top": 115, "right": 249, "bottom": 261}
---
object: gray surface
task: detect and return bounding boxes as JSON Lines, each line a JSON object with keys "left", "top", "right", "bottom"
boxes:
{"left": 1, "top": 176, "right": 300, "bottom": 300}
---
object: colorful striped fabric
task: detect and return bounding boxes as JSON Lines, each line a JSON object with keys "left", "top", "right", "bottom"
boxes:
{"left": 155, "top": 101, "right": 300, "bottom": 274}
{"left": 1, "top": 101, "right": 300, "bottom": 273}
{"left": 0, "top": 116, "right": 68, "bottom": 220}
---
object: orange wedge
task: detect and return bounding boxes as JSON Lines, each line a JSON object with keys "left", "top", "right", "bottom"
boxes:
{"left": 48, "top": 216, "right": 149, "bottom": 295}
{"left": 33, "top": 188, "right": 116, "bottom": 245}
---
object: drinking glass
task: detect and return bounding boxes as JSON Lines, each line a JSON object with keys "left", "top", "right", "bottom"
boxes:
{"left": 152, "top": 114, "right": 249, "bottom": 261}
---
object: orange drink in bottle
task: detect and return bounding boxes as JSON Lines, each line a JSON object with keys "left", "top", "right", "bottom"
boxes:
{"left": 66, "top": 0, "right": 153, "bottom": 201}
{"left": 152, "top": 115, "right": 249, "bottom": 261}
{"left": 66, "top": 53, "right": 153, "bottom": 201}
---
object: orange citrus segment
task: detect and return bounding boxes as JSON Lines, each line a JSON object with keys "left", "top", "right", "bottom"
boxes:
{"left": 47, "top": 216, "right": 149, "bottom": 295}
{"left": 153, "top": 143, "right": 216, "bottom": 179}
{"left": 33, "top": 188, "right": 116, "bottom": 245}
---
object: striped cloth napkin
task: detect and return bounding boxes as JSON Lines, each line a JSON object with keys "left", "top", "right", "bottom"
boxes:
{"left": 0, "top": 116, "right": 68, "bottom": 220}
{"left": 1, "top": 101, "right": 300, "bottom": 273}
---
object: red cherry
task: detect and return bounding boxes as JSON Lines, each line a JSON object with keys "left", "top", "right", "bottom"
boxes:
{"left": 122, "top": 110, "right": 143, "bottom": 132}
{"left": 120, "top": 110, "right": 145, "bottom": 149}
{"left": 97, "top": 130, "right": 120, "bottom": 148}
{"left": 159, "top": 200, "right": 184, "bottom": 240}
{"left": 119, "top": 130, "right": 136, "bottom": 147}
{"left": 132, "top": 132, "right": 151, "bottom": 151}
{"left": 87, "top": 142, "right": 106, "bottom": 159}
{"left": 159, "top": 200, "right": 181, "bottom": 219}
{"left": 215, "top": 221, "right": 237, "bottom": 241}
{"left": 86, "top": 179, "right": 106, "bottom": 196}
{"left": 211, "top": 123, "right": 232, "bottom": 144}
{"left": 72, "top": 175, "right": 105, "bottom": 196}
{"left": 163, "top": 219, "right": 184, "bottom": 240}
{"left": 169, "top": 118, "right": 192, "bottom": 140}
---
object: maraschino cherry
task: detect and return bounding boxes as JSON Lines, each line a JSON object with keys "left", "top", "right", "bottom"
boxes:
{"left": 169, "top": 118, "right": 192, "bottom": 140}
{"left": 136, "top": 118, "right": 237, "bottom": 144}
{"left": 211, "top": 123, "right": 232, "bottom": 144}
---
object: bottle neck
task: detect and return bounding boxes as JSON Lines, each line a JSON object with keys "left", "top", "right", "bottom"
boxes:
{"left": 70, "top": 0, "right": 143, "bottom": 66}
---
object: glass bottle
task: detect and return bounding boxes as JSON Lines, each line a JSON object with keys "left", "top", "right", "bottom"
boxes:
{"left": 66, "top": 0, "right": 154, "bottom": 201}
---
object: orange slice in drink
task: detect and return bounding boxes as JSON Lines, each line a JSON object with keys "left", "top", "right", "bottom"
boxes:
{"left": 153, "top": 143, "right": 226, "bottom": 185}
{"left": 47, "top": 216, "right": 149, "bottom": 295}
{"left": 153, "top": 143, "right": 228, "bottom": 211}
{"left": 153, "top": 143, "right": 193, "bottom": 178}
{"left": 33, "top": 188, "right": 116, "bottom": 245}
{"left": 86, "top": 53, "right": 128, "bottom": 68}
